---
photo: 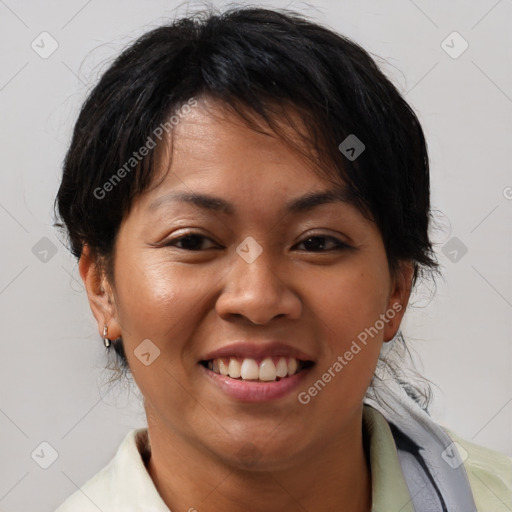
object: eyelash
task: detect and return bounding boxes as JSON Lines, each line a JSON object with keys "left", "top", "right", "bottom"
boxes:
{"left": 163, "top": 232, "right": 351, "bottom": 252}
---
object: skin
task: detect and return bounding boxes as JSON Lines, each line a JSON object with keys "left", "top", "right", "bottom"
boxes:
{"left": 80, "top": 96, "right": 413, "bottom": 512}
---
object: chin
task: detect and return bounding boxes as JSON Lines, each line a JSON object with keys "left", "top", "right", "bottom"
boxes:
{"left": 207, "top": 430, "right": 309, "bottom": 472}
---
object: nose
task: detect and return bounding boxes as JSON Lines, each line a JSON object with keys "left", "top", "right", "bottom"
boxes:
{"left": 215, "top": 246, "right": 302, "bottom": 325}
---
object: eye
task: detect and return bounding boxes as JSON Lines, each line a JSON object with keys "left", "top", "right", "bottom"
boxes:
{"left": 294, "top": 235, "right": 350, "bottom": 252}
{"left": 163, "top": 233, "right": 219, "bottom": 251}
{"left": 161, "top": 233, "right": 350, "bottom": 253}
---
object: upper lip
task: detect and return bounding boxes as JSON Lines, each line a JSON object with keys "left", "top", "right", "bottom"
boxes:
{"left": 201, "top": 341, "right": 315, "bottom": 362}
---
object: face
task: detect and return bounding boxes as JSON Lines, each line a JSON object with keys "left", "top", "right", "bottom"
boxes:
{"left": 81, "top": 96, "right": 412, "bottom": 470}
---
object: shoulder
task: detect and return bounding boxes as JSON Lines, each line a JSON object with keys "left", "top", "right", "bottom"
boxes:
{"left": 54, "top": 462, "right": 114, "bottom": 512}
{"left": 442, "top": 426, "right": 512, "bottom": 511}
{"left": 54, "top": 428, "right": 166, "bottom": 512}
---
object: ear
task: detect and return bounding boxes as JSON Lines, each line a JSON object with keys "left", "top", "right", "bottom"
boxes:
{"left": 78, "top": 245, "right": 122, "bottom": 340}
{"left": 383, "top": 261, "right": 414, "bottom": 342}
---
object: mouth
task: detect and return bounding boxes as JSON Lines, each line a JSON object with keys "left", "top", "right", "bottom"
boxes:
{"left": 199, "top": 356, "right": 315, "bottom": 382}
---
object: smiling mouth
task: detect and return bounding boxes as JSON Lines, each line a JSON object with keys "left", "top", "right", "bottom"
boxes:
{"left": 200, "top": 356, "right": 315, "bottom": 382}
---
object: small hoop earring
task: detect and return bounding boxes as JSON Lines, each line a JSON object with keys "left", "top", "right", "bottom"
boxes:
{"left": 103, "top": 325, "right": 111, "bottom": 348}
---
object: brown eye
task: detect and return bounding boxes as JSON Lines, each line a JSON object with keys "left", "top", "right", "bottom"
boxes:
{"left": 295, "top": 236, "right": 350, "bottom": 252}
{"left": 164, "top": 233, "right": 218, "bottom": 251}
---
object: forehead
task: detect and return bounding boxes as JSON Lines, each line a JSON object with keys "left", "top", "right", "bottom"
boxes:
{"left": 147, "top": 96, "right": 338, "bottom": 197}
{"left": 120, "top": 98, "right": 377, "bottom": 241}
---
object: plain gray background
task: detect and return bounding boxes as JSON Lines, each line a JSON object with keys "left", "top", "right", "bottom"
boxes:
{"left": 1, "top": 0, "right": 511, "bottom": 510}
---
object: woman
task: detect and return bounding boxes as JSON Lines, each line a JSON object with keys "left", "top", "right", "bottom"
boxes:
{"left": 53, "top": 6, "right": 511, "bottom": 512}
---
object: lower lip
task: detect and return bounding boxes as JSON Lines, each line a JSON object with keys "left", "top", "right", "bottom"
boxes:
{"left": 199, "top": 364, "right": 313, "bottom": 402}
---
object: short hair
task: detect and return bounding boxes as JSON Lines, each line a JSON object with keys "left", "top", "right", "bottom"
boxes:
{"left": 55, "top": 5, "right": 440, "bottom": 404}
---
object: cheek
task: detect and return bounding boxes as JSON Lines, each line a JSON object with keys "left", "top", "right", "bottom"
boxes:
{"left": 308, "top": 282, "right": 386, "bottom": 416}
{"left": 310, "top": 263, "right": 390, "bottom": 345}
{"left": 112, "top": 254, "right": 222, "bottom": 351}
{"left": 314, "top": 262, "right": 389, "bottom": 403}
{"left": 112, "top": 258, "right": 202, "bottom": 402}
{"left": 115, "top": 262, "right": 178, "bottom": 329}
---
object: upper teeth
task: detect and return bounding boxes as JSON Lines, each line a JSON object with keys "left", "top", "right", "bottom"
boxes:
{"left": 207, "top": 357, "right": 300, "bottom": 381}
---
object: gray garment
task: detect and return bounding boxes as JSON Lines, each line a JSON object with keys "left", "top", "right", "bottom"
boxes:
{"left": 364, "top": 378, "right": 478, "bottom": 512}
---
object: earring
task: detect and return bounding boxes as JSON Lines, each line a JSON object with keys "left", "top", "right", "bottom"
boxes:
{"left": 103, "top": 325, "right": 111, "bottom": 348}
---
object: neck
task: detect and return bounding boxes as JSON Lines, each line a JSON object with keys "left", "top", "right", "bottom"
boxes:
{"left": 146, "top": 407, "right": 372, "bottom": 512}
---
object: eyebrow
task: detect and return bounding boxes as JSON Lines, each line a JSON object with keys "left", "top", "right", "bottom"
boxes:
{"left": 148, "top": 186, "right": 355, "bottom": 215}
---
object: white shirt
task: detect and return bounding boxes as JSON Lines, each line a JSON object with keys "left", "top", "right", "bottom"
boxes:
{"left": 54, "top": 405, "right": 512, "bottom": 511}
